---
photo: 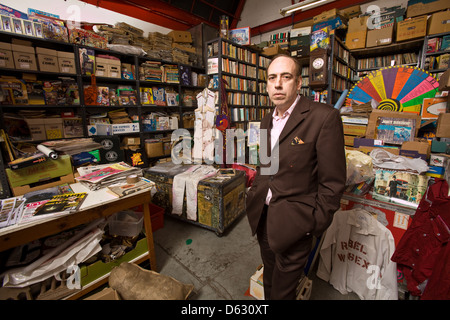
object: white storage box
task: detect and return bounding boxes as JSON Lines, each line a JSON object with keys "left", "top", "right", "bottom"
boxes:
{"left": 108, "top": 210, "right": 144, "bottom": 237}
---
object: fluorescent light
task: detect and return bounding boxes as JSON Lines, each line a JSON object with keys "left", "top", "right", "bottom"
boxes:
{"left": 280, "top": 0, "right": 335, "bottom": 16}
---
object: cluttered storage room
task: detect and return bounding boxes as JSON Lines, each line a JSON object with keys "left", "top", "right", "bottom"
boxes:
{"left": 0, "top": 0, "right": 448, "bottom": 302}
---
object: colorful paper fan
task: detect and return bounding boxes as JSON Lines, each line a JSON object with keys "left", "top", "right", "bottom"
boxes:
{"left": 345, "top": 66, "right": 440, "bottom": 114}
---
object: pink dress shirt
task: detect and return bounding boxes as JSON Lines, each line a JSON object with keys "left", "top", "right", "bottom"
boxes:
{"left": 265, "top": 95, "right": 300, "bottom": 205}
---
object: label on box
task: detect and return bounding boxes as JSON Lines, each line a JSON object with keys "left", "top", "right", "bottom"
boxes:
{"left": 393, "top": 212, "right": 410, "bottom": 230}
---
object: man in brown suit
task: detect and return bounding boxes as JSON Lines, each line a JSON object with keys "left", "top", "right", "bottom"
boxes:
{"left": 246, "top": 54, "right": 346, "bottom": 299}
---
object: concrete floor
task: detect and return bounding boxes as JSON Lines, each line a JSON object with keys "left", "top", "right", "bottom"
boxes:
{"left": 149, "top": 213, "right": 360, "bottom": 300}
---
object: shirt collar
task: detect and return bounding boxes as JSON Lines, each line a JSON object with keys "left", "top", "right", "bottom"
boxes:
{"left": 347, "top": 208, "right": 382, "bottom": 236}
{"left": 273, "top": 95, "right": 300, "bottom": 120}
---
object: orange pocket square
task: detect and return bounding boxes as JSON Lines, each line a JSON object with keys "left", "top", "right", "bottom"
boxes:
{"left": 291, "top": 137, "right": 304, "bottom": 145}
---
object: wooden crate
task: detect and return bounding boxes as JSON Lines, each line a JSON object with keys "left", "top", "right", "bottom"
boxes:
{"left": 144, "top": 165, "right": 246, "bottom": 235}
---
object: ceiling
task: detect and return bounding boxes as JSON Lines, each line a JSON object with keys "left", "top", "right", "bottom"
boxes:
{"left": 80, "top": 0, "right": 246, "bottom": 31}
{"left": 80, "top": 0, "right": 373, "bottom": 36}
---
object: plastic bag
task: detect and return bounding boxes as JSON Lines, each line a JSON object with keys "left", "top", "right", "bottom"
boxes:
{"left": 345, "top": 149, "right": 374, "bottom": 186}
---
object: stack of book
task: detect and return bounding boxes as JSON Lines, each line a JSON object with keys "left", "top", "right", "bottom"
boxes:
{"left": 75, "top": 162, "right": 142, "bottom": 190}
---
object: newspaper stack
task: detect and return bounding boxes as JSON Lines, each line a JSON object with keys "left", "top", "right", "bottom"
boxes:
{"left": 42, "top": 138, "right": 102, "bottom": 156}
{"left": 147, "top": 32, "right": 172, "bottom": 61}
{"left": 75, "top": 162, "right": 142, "bottom": 190}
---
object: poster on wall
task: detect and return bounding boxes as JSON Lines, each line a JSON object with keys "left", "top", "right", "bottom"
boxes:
{"left": 229, "top": 27, "right": 250, "bottom": 46}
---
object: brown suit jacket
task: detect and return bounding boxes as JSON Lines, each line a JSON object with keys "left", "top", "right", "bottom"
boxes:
{"left": 246, "top": 96, "right": 346, "bottom": 253}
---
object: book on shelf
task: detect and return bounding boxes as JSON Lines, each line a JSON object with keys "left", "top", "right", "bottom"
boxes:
{"left": 33, "top": 192, "right": 87, "bottom": 216}
{"left": 375, "top": 117, "right": 415, "bottom": 145}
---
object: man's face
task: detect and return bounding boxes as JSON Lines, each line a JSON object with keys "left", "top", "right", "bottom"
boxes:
{"left": 267, "top": 56, "right": 302, "bottom": 112}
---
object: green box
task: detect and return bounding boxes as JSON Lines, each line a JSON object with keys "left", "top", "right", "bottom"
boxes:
{"left": 80, "top": 237, "right": 148, "bottom": 287}
{"left": 6, "top": 154, "right": 72, "bottom": 188}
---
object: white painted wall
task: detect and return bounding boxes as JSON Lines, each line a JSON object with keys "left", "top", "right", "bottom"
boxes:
{"left": 0, "top": 0, "right": 171, "bottom": 36}
{"left": 237, "top": 0, "right": 293, "bottom": 44}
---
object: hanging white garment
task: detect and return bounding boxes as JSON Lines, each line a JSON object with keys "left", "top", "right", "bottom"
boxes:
{"left": 316, "top": 208, "right": 398, "bottom": 300}
{"left": 172, "top": 165, "right": 218, "bottom": 220}
{"left": 193, "top": 89, "right": 216, "bottom": 163}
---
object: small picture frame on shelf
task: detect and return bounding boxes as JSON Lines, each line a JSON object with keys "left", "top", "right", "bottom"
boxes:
{"left": 12, "top": 18, "right": 23, "bottom": 34}
{"left": 23, "top": 20, "right": 34, "bottom": 36}
{"left": 229, "top": 27, "right": 250, "bottom": 46}
{"left": 1, "top": 15, "right": 12, "bottom": 33}
{"left": 33, "top": 22, "right": 43, "bottom": 38}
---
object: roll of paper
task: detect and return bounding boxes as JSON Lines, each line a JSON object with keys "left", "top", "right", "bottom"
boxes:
{"left": 37, "top": 144, "right": 58, "bottom": 160}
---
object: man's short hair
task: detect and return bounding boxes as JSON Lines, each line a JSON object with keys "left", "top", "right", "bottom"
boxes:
{"left": 267, "top": 54, "right": 302, "bottom": 78}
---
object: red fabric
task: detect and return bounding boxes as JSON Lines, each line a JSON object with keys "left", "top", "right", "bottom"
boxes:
{"left": 232, "top": 164, "right": 256, "bottom": 187}
{"left": 391, "top": 179, "right": 450, "bottom": 297}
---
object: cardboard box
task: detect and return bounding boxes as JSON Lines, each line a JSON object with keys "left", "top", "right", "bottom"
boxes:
{"left": 353, "top": 137, "right": 400, "bottom": 155}
{"left": 249, "top": 264, "right": 264, "bottom": 300}
{"left": 343, "top": 124, "right": 367, "bottom": 136}
{"left": 36, "top": 47, "right": 59, "bottom": 72}
{"left": 366, "top": 25, "right": 393, "bottom": 47}
{"left": 312, "top": 16, "right": 347, "bottom": 32}
{"left": 63, "top": 117, "right": 83, "bottom": 138}
{"left": 11, "top": 43, "right": 37, "bottom": 71}
{"left": 430, "top": 153, "right": 450, "bottom": 167}
{"left": 313, "top": 8, "right": 341, "bottom": 23}
{"left": 80, "top": 237, "right": 148, "bottom": 287}
{"left": 400, "top": 140, "right": 431, "bottom": 160}
{"left": 436, "top": 113, "right": 450, "bottom": 138}
{"left": 25, "top": 118, "right": 46, "bottom": 140}
{"left": 428, "top": 10, "right": 450, "bottom": 36}
{"left": 348, "top": 16, "right": 368, "bottom": 33}
{"left": 0, "top": 42, "right": 15, "bottom": 68}
{"left": 293, "top": 18, "right": 314, "bottom": 29}
{"left": 57, "top": 51, "right": 76, "bottom": 73}
{"left": 95, "top": 57, "right": 109, "bottom": 77}
{"left": 108, "top": 60, "right": 121, "bottom": 78}
{"left": 145, "top": 140, "right": 163, "bottom": 158}
{"left": 45, "top": 118, "right": 63, "bottom": 139}
{"left": 365, "top": 109, "right": 421, "bottom": 139}
{"left": 346, "top": 16, "right": 368, "bottom": 49}
{"left": 339, "top": 5, "right": 361, "bottom": 20}
{"left": 10, "top": 172, "right": 75, "bottom": 197}
{"left": 262, "top": 44, "right": 289, "bottom": 57}
{"left": 396, "top": 15, "right": 427, "bottom": 42}
{"left": 421, "top": 97, "right": 447, "bottom": 119}
{"left": 346, "top": 31, "right": 367, "bottom": 49}
{"left": 431, "top": 139, "right": 449, "bottom": 153}
{"left": 6, "top": 154, "right": 73, "bottom": 188}
{"left": 439, "top": 69, "right": 450, "bottom": 91}
{"left": 407, "top": 0, "right": 449, "bottom": 18}
{"left": 168, "top": 30, "right": 192, "bottom": 43}
{"left": 84, "top": 287, "right": 121, "bottom": 300}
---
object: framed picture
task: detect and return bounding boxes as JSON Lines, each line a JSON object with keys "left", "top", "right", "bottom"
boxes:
{"left": 1, "top": 15, "right": 12, "bottom": 33}
{"left": 23, "top": 20, "right": 34, "bottom": 36}
{"left": 229, "top": 27, "right": 250, "bottom": 46}
{"left": 33, "top": 22, "right": 43, "bottom": 38}
{"left": 12, "top": 18, "right": 23, "bottom": 34}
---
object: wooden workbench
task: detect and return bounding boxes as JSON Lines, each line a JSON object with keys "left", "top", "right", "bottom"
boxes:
{"left": 0, "top": 183, "right": 157, "bottom": 299}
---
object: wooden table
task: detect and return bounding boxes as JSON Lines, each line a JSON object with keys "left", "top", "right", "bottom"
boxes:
{"left": 0, "top": 184, "right": 157, "bottom": 299}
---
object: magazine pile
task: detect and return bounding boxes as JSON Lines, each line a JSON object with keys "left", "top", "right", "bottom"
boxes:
{"left": 0, "top": 185, "right": 87, "bottom": 229}
{"left": 75, "top": 162, "right": 143, "bottom": 191}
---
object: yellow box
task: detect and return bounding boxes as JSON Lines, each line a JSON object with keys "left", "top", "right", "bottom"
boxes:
{"left": 6, "top": 154, "right": 73, "bottom": 189}
{"left": 168, "top": 30, "right": 192, "bottom": 43}
{"left": 45, "top": 118, "right": 63, "bottom": 140}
